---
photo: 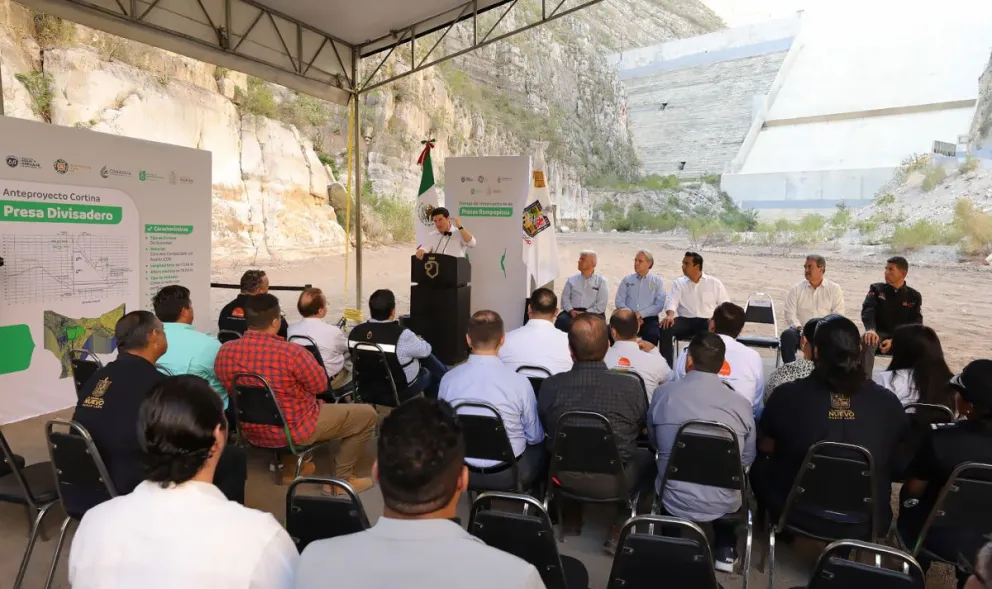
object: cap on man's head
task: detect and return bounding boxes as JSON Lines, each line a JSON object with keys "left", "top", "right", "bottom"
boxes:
{"left": 951, "top": 359, "right": 992, "bottom": 410}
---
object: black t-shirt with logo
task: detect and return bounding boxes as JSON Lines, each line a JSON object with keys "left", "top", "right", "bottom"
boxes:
{"left": 905, "top": 420, "right": 992, "bottom": 512}
{"left": 218, "top": 293, "right": 288, "bottom": 338}
{"left": 73, "top": 354, "right": 167, "bottom": 494}
{"left": 860, "top": 282, "right": 923, "bottom": 338}
{"left": 758, "top": 374, "right": 908, "bottom": 524}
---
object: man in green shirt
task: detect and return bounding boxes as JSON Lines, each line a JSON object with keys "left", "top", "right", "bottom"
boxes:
{"left": 153, "top": 285, "right": 227, "bottom": 408}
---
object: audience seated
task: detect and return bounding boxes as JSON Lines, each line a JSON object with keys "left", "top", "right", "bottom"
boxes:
{"left": 439, "top": 311, "right": 546, "bottom": 490}
{"left": 898, "top": 360, "right": 992, "bottom": 587}
{"left": 537, "top": 313, "right": 653, "bottom": 553}
{"left": 218, "top": 269, "right": 289, "bottom": 338}
{"left": 750, "top": 314, "right": 908, "bottom": 540}
{"left": 294, "top": 398, "right": 545, "bottom": 589}
{"left": 658, "top": 251, "right": 730, "bottom": 367}
{"left": 153, "top": 285, "right": 228, "bottom": 409}
{"left": 288, "top": 287, "right": 351, "bottom": 389}
{"left": 648, "top": 332, "right": 756, "bottom": 572}
{"left": 347, "top": 289, "right": 447, "bottom": 400}
{"left": 780, "top": 255, "right": 845, "bottom": 364}
{"left": 614, "top": 249, "right": 667, "bottom": 345}
{"left": 74, "top": 311, "right": 246, "bottom": 503}
{"left": 214, "top": 294, "right": 377, "bottom": 490}
{"left": 499, "top": 287, "right": 573, "bottom": 375}
{"left": 555, "top": 250, "right": 608, "bottom": 332}
{"left": 604, "top": 309, "right": 671, "bottom": 401}
{"left": 874, "top": 324, "right": 954, "bottom": 408}
{"left": 671, "top": 302, "right": 764, "bottom": 416}
{"left": 861, "top": 256, "right": 923, "bottom": 374}
{"left": 69, "top": 376, "right": 297, "bottom": 589}
{"left": 763, "top": 317, "right": 820, "bottom": 404}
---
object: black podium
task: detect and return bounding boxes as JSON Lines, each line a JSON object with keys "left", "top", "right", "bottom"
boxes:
{"left": 409, "top": 254, "right": 471, "bottom": 366}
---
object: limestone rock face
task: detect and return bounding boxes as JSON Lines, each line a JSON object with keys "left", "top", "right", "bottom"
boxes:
{"left": 973, "top": 51, "right": 992, "bottom": 149}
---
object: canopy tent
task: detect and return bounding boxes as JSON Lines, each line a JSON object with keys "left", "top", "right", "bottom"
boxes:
{"left": 6, "top": 0, "right": 606, "bottom": 307}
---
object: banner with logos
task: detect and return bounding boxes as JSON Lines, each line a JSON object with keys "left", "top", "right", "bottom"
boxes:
{"left": 0, "top": 116, "right": 211, "bottom": 425}
{"left": 445, "top": 156, "right": 530, "bottom": 331}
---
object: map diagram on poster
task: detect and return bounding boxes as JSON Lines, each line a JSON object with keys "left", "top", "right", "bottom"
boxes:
{"left": 42, "top": 305, "right": 125, "bottom": 378}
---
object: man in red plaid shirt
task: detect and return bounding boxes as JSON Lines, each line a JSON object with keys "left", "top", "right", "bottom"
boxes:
{"left": 215, "top": 293, "right": 377, "bottom": 491}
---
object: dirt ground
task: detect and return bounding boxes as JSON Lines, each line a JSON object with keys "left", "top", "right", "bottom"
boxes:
{"left": 215, "top": 232, "right": 992, "bottom": 372}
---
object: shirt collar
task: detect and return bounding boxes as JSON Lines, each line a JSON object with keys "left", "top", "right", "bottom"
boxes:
{"left": 134, "top": 479, "right": 227, "bottom": 501}
{"left": 241, "top": 330, "right": 283, "bottom": 341}
{"left": 370, "top": 517, "right": 473, "bottom": 541}
{"left": 682, "top": 369, "right": 723, "bottom": 385}
{"left": 467, "top": 354, "right": 502, "bottom": 365}
{"left": 572, "top": 360, "right": 606, "bottom": 371}
{"left": 368, "top": 318, "right": 399, "bottom": 324}
{"left": 525, "top": 318, "right": 555, "bottom": 328}
{"left": 611, "top": 340, "right": 642, "bottom": 353}
{"left": 164, "top": 322, "right": 196, "bottom": 331}
{"left": 805, "top": 278, "right": 829, "bottom": 289}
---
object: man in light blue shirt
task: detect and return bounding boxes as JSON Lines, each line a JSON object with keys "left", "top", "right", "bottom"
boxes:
{"left": 556, "top": 250, "right": 609, "bottom": 333}
{"left": 152, "top": 285, "right": 227, "bottom": 408}
{"left": 439, "top": 310, "right": 545, "bottom": 490}
{"left": 648, "top": 331, "right": 756, "bottom": 572}
{"left": 615, "top": 249, "right": 666, "bottom": 345}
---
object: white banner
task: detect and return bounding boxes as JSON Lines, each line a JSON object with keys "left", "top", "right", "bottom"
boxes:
{"left": 445, "top": 156, "right": 530, "bottom": 331}
{"left": 0, "top": 116, "right": 211, "bottom": 424}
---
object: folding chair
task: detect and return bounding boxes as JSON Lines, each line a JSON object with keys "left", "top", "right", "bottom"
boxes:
{"left": 290, "top": 335, "right": 355, "bottom": 404}
{"left": 800, "top": 540, "right": 925, "bottom": 589}
{"left": 544, "top": 411, "right": 638, "bottom": 542}
{"left": 454, "top": 401, "right": 525, "bottom": 494}
{"left": 218, "top": 329, "right": 242, "bottom": 344}
{"left": 229, "top": 373, "right": 332, "bottom": 484}
{"left": 606, "top": 515, "right": 720, "bottom": 589}
{"left": 470, "top": 492, "right": 590, "bottom": 589}
{"left": 349, "top": 342, "right": 420, "bottom": 407}
{"left": 43, "top": 419, "right": 118, "bottom": 589}
{"left": 896, "top": 462, "right": 992, "bottom": 564}
{"left": 904, "top": 403, "right": 955, "bottom": 425}
{"left": 1, "top": 426, "right": 59, "bottom": 589}
{"left": 69, "top": 349, "right": 102, "bottom": 400}
{"left": 289, "top": 335, "right": 325, "bottom": 368}
{"left": 736, "top": 293, "right": 781, "bottom": 367}
{"left": 515, "top": 365, "right": 552, "bottom": 398}
{"left": 761, "top": 442, "right": 878, "bottom": 589}
{"left": 610, "top": 369, "right": 647, "bottom": 396}
{"left": 286, "top": 477, "right": 370, "bottom": 552}
{"left": 656, "top": 420, "right": 753, "bottom": 588}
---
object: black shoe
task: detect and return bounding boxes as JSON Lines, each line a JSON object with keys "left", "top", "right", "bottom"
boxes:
{"left": 714, "top": 545, "right": 738, "bottom": 573}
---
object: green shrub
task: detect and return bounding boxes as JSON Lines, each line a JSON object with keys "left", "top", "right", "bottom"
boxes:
{"left": 236, "top": 77, "right": 278, "bottom": 118}
{"left": 830, "top": 203, "right": 852, "bottom": 232}
{"left": 921, "top": 165, "right": 947, "bottom": 192}
{"left": 15, "top": 70, "right": 54, "bottom": 121}
{"left": 32, "top": 12, "right": 75, "bottom": 48}
{"left": 888, "top": 220, "right": 958, "bottom": 252}
{"left": 953, "top": 198, "right": 992, "bottom": 256}
{"left": 875, "top": 192, "right": 896, "bottom": 206}
{"left": 959, "top": 156, "right": 980, "bottom": 175}
{"left": 363, "top": 180, "right": 414, "bottom": 243}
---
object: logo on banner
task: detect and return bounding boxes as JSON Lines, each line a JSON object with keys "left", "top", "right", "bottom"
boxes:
{"left": 522, "top": 200, "right": 551, "bottom": 239}
{"left": 6, "top": 156, "right": 18, "bottom": 168}
{"left": 7, "top": 155, "right": 41, "bottom": 169}
{"left": 100, "top": 165, "right": 132, "bottom": 179}
{"left": 139, "top": 170, "right": 166, "bottom": 182}
{"left": 169, "top": 171, "right": 177, "bottom": 185}
{"left": 54, "top": 159, "right": 69, "bottom": 174}
{"left": 424, "top": 259, "right": 440, "bottom": 279}
{"left": 417, "top": 203, "right": 436, "bottom": 228}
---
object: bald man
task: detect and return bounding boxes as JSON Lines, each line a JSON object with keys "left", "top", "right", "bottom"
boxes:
{"left": 287, "top": 287, "right": 350, "bottom": 389}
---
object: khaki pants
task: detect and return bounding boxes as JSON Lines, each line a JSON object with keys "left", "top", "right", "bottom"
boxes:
{"left": 303, "top": 403, "right": 377, "bottom": 479}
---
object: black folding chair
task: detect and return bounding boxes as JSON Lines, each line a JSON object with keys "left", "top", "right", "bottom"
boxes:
{"left": 1, "top": 426, "right": 59, "bottom": 589}
{"left": 43, "top": 419, "right": 117, "bottom": 589}
{"left": 289, "top": 335, "right": 326, "bottom": 368}
{"left": 762, "top": 442, "right": 878, "bottom": 589}
{"left": 69, "top": 349, "right": 102, "bottom": 400}
{"left": 904, "top": 403, "right": 955, "bottom": 425}
{"left": 291, "top": 335, "right": 356, "bottom": 403}
{"left": 470, "top": 492, "right": 590, "bottom": 589}
{"left": 350, "top": 342, "right": 409, "bottom": 407}
{"left": 515, "top": 365, "right": 552, "bottom": 398}
{"left": 454, "top": 401, "right": 524, "bottom": 494}
{"left": 229, "top": 373, "right": 332, "bottom": 484}
{"left": 896, "top": 462, "right": 992, "bottom": 563}
{"left": 286, "top": 477, "right": 370, "bottom": 553}
{"left": 735, "top": 293, "right": 782, "bottom": 367}
{"left": 656, "top": 420, "right": 753, "bottom": 588}
{"left": 607, "top": 515, "right": 720, "bottom": 589}
{"left": 610, "top": 369, "right": 647, "bottom": 396}
{"left": 218, "top": 329, "right": 242, "bottom": 344}
{"left": 799, "top": 540, "right": 925, "bottom": 589}
{"left": 544, "top": 411, "right": 637, "bottom": 541}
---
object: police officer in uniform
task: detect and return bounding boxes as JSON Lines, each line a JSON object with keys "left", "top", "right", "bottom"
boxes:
{"left": 861, "top": 256, "right": 922, "bottom": 375}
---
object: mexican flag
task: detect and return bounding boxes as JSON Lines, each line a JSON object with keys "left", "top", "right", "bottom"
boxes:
{"left": 414, "top": 138, "right": 439, "bottom": 249}
{"left": 522, "top": 142, "right": 560, "bottom": 289}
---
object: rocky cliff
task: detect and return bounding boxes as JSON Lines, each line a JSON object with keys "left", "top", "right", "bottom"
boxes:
{"left": 973, "top": 51, "right": 992, "bottom": 149}
{"left": 0, "top": 0, "right": 720, "bottom": 261}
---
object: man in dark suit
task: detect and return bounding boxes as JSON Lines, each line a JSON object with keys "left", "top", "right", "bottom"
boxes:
{"left": 538, "top": 313, "right": 653, "bottom": 555}
{"left": 860, "top": 256, "right": 923, "bottom": 375}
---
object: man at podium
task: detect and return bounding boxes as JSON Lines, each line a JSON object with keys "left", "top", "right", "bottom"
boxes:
{"left": 415, "top": 207, "right": 476, "bottom": 259}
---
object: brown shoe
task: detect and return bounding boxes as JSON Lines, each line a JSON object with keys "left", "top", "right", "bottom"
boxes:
{"left": 333, "top": 476, "right": 375, "bottom": 496}
{"left": 604, "top": 524, "right": 622, "bottom": 556}
{"left": 282, "top": 457, "right": 315, "bottom": 484}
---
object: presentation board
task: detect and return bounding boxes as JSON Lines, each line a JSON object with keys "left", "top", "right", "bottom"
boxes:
{"left": 0, "top": 116, "right": 211, "bottom": 424}
{"left": 445, "top": 156, "right": 530, "bottom": 331}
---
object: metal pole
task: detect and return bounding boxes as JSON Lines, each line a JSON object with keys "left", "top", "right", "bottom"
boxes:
{"left": 352, "top": 52, "right": 363, "bottom": 312}
{"left": 0, "top": 48, "right": 5, "bottom": 116}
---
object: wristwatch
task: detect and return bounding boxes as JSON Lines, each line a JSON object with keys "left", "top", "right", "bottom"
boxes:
{"left": 456, "top": 225, "right": 464, "bottom": 230}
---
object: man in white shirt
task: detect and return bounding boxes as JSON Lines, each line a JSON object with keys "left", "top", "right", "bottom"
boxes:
{"left": 500, "top": 287, "right": 573, "bottom": 376}
{"left": 415, "top": 207, "right": 477, "bottom": 259}
{"left": 70, "top": 375, "right": 298, "bottom": 589}
{"left": 658, "top": 251, "right": 731, "bottom": 367}
{"left": 780, "top": 254, "right": 845, "bottom": 363}
{"left": 288, "top": 287, "right": 350, "bottom": 389}
{"left": 295, "top": 398, "right": 544, "bottom": 589}
{"left": 605, "top": 309, "right": 671, "bottom": 402}
{"left": 440, "top": 310, "right": 545, "bottom": 490}
{"left": 555, "top": 250, "right": 609, "bottom": 332}
{"left": 671, "top": 302, "right": 765, "bottom": 417}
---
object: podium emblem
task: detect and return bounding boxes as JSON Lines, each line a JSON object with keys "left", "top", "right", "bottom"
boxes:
{"left": 424, "top": 259, "right": 440, "bottom": 279}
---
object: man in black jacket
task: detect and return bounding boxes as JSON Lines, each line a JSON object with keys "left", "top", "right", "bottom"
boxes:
{"left": 860, "top": 256, "right": 922, "bottom": 375}
{"left": 217, "top": 269, "right": 288, "bottom": 339}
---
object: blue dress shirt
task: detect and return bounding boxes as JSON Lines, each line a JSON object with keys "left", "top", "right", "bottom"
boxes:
{"left": 615, "top": 272, "right": 667, "bottom": 317}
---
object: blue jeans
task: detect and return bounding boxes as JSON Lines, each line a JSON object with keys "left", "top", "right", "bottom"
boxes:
{"left": 404, "top": 354, "right": 448, "bottom": 400}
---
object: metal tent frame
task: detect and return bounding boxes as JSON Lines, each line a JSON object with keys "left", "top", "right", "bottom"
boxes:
{"left": 3, "top": 0, "right": 607, "bottom": 308}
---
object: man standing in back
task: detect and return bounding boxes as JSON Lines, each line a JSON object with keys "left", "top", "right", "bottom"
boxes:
{"left": 614, "top": 249, "right": 667, "bottom": 345}
{"left": 555, "top": 250, "right": 608, "bottom": 332}
{"left": 604, "top": 309, "right": 671, "bottom": 401}
{"left": 861, "top": 256, "right": 923, "bottom": 374}
{"left": 500, "top": 287, "right": 572, "bottom": 376}
{"left": 658, "top": 252, "right": 730, "bottom": 367}
{"left": 780, "top": 254, "right": 844, "bottom": 364}
{"left": 217, "top": 269, "right": 288, "bottom": 339}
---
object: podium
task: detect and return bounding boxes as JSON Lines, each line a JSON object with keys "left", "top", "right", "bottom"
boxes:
{"left": 409, "top": 254, "right": 471, "bottom": 365}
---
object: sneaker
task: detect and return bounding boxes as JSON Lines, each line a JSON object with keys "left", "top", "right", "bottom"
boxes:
{"left": 714, "top": 545, "right": 738, "bottom": 573}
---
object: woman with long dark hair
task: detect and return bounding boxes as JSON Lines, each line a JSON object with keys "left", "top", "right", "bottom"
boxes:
{"left": 750, "top": 314, "right": 909, "bottom": 540}
{"left": 875, "top": 324, "right": 954, "bottom": 408}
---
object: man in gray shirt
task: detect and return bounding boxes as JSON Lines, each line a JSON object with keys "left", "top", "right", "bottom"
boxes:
{"left": 648, "top": 332, "right": 756, "bottom": 573}
{"left": 295, "top": 398, "right": 545, "bottom": 589}
{"left": 555, "top": 250, "right": 609, "bottom": 332}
